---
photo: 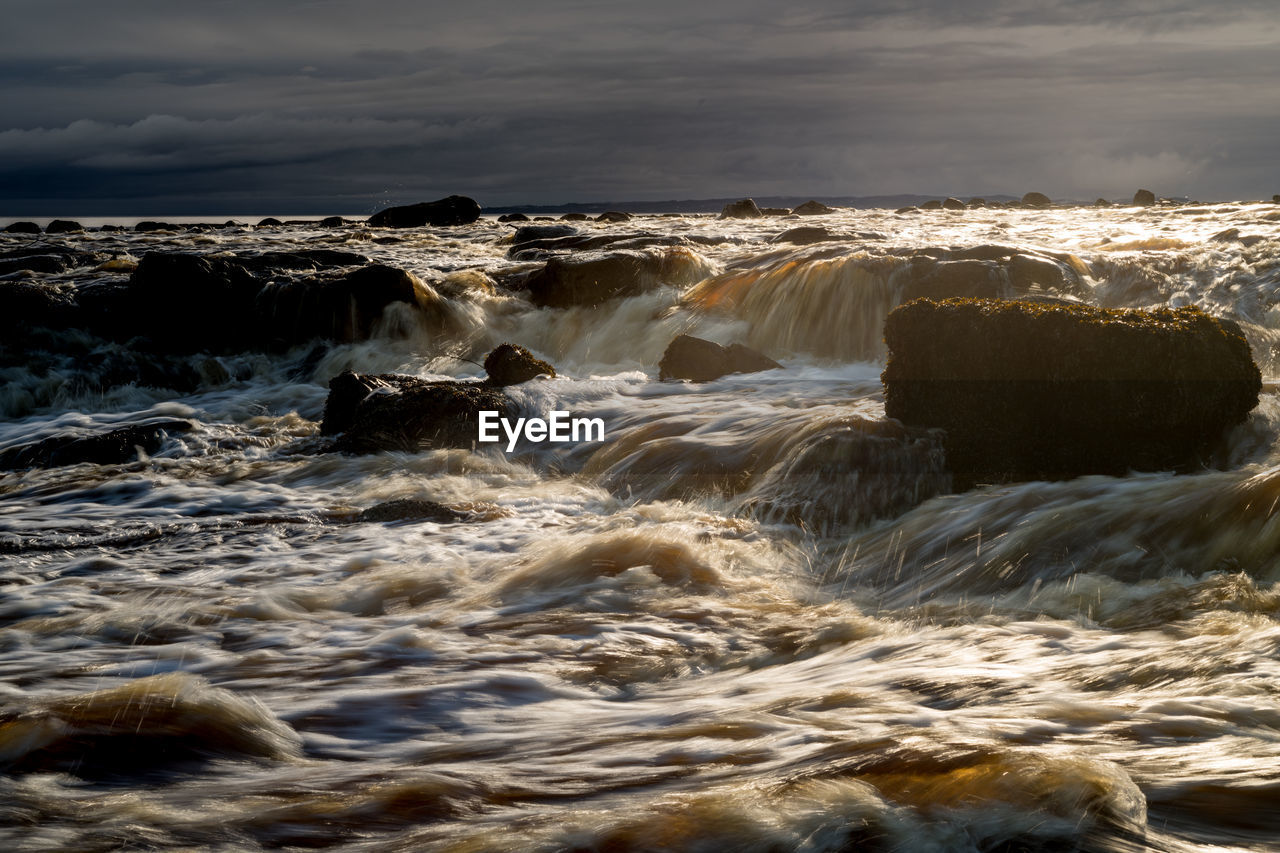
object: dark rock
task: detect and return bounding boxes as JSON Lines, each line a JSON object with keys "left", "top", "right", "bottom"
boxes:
{"left": 772, "top": 226, "right": 833, "bottom": 245}
{"left": 1021, "top": 192, "right": 1052, "bottom": 208}
{"left": 900, "top": 260, "right": 1010, "bottom": 302}
{"left": 595, "top": 211, "right": 632, "bottom": 223}
{"left": 0, "top": 281, "right": 78, "bottom": 336}
{"left": 719, "top": 199, "right": 763, "bottom": 219}
{"left": 319, "top": 216, "right": 347, "bottom": 227}
{"left": 1007, "top": 254, "right": 1078, "bottom": 294}
{"left": 942, "top": 197, "right": 966, "bottom": 210}
{"left": 0, "top": 254, "right": 71, "bottom": 275}
{"left": 1210, "top": 228, "right": 1240, "bottom": 243}
{"left": 1095, "top": 198, "right": 1112, "bottom": 207}
{"left": 255, "top": 263, "right": 424, "bottom": 347}
{"left": 497, "top": 213, "right": 530, "bottom": 223}
{"left": 512, "top": 224, "right": 578, "bottom": 244}
{"left": 321, "top": 370, "right": 515, "bottom": 454}
{"left": 45, "top": 220, "right": 83, "bottom": 234}
{"left": 126, "top": 253, "right": 264, "bottom": 351}
{"left": 560, "top": 213, "right": 590, "bottom": 221}
{"left": 524, "top": 248, "right": 710, "bottom": 308}
{"left": 920, "top": 200, "right": 943, "bottom": 210}
{"left": 238, "top": 249, "right": 370, "bottom": 272}
{"left": 1133, "top": 189, "right": 1156, "bottom": 206}
{"left": 358, "top": 498, "right": 469, "bottom": 523}
{"left": 882, "top": 298, "right": 1261, "bottom": 487}
{"left": 4, "top": 221, "right": 41, "bottom": 234}
{"left": 368, "top": 195, "right": 482, "bottom": 228}
{"left": 895, "top": 206, "right": 919, "bottom": 214}
{"left": 967, "top": 198, "right": 987, "bottom": 208}
{"left": 0, "top": 420, "right": 194, "bottom": 470}
{"left": 255, "top": 217, "right": 284, "bottom": 227}
{"left": 760, "top": 207, "right": 793, "bottom": 216}
{"left": 792, "top": 200, "right": 836, "bottom": 216}
{"left": 483, "top": 343, "right": 556, "bottom": 386}
{"left": 1273, "top": 195, "right": 1280, "bottom": 204}
{"left": 658, "top": 334, "right": 782, "bottom": 382}
{"left": 134, "top": 221, "right": 179, "bottom": 232}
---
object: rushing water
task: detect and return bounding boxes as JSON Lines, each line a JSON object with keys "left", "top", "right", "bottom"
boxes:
{"left": 4, "top": 203, "right": 1280, "bottom": 851}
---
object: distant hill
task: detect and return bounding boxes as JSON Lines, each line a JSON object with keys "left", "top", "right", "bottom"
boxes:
{"left": 485, "top": 194, "right": 1022, "bottom": 214}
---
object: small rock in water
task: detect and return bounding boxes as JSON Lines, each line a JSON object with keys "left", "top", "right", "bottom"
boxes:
{"left": 920, "top": 200, "right": 943, "bottom": 210}
{"left": 942, "top": 197, "right": 966, "bottom": 210}
{"left": 0, "top": 420, "right": 195, "bottom": 470}
{"left": 523, "top": 248, "right": 711, "bottom": 308}
{"left": 358, "top": 499, "right": 469, "bottom": 524}
{"left": 658, "top": 334, "right": 781, "bottom": 382}
{"left": 595, "top": 211, "right": 632, "bottom": 223}
{"left": 512, "top": 224, "right": 577, "bottom": 244}
{"left": 367, "top": 195, "right": 482, "bottom": 228}
{"left": 719, "top": 199, "right": 763, "bottom": 219}
{"left": 759, "top": 207, "right": 792, "bottom": 216}
{"left": 791, "top": 200, "right": 836, "bottom": 216}
{"left": 3, "top": 221, "right": 41, "bottom": 234}
{"left": 483, "top": 343, "right": 556, "bottom": 386}
{"left": 559, "top": 212, "right": 590, "bottom": 221}
{"left": 1020, "top": 191, "right": 1052, "bottom": 207}
{"left": 318, "top": 216, "right": 347, "bottom": 227}
{"left": 771, "top": 226, "right": 833, "bottom": 245}
{"left": 497, "top": 213, "right": 530, "bottom": 222}
{"left": 45, "top": 220, "right": 83, "bottom": 234}
{"left": 1133, "top": 188, "right": 1156, "bottom": 206}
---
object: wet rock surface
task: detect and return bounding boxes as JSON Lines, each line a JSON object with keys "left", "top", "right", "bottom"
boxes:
{"left": 0, "top": 420, "right": 194, "bottom": 470}
{"left": 483, "top": 343, "right": 556, "bottom": 386}
{"left": 367, "top": 195, "right": 482, "bottom": 228}
{"left": 658, "top": 334, "right": 782, "bottom": 382}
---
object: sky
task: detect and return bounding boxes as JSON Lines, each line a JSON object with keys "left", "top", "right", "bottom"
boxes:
{"left": 2, "top": 0, "right": 1278, "bottom": 215}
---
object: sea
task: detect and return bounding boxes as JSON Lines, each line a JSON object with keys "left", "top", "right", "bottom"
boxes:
{"left": 4, "top": 202, "right": 1280, "bottom": 851}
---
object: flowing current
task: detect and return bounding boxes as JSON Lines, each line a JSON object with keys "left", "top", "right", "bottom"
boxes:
{"left": 4, "top": 203, "right": 1280, "bottom": 851}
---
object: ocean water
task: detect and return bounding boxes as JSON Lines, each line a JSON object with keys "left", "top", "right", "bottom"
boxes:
{"left": 3, "top": 204, "right": 1280, "bottom": 851}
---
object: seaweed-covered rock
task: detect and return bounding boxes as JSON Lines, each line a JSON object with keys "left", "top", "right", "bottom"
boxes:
{"left": 367, "top": 195, "right": 481, "bottom": 228}
{"left": 0, "top": 420, "right": 194, "bottom": 470}
{"left": 882, "top": 298, "right": 1261, "bottom": 486}
{"left": 321, "top": 370, "right": 515, "bottom": 454}
{"left": 524, "top": 248, "right": 712, "bottom": 308}
{"left": 658, "top": 335, "right": 781, "bottom": 382}
{"left": 483, "top": 343, "right": 556, "bottom": 386}
{"left": 719, "top": 199, "right": 763, "bottom": 219}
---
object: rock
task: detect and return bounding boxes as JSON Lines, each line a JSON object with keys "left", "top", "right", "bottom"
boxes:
{"left": 497, "top": 213, "right": 530, "bottom": 222}
{"left": 1133, "top": 188, "right": 1156, "bottom": 206}
{"left": 719, "top": 199, "right": 763, "bottom": 219}
{"left": 45, "top": 220, "right": 83, "bottom": 234}
{"left": 3, "top": 221, "right": 41, "bottom": 234}
{"left": 319, "top": 216, "right": 347, "bottom": 227}
{"left": 256, "top": 217, "right": 284, "bottom": 227}
{"left": 523, "top": 248, "right": 712, "bottom": 308}
{"left": 1007, "top": 254, "right": 1077, "bottom": 294}
{"left": 1021, "top": 192, "right": 1052, "bottom": 208}
{"left": 483, "top": 343, "right": 556, "bottom": 386}
{"left": 900, "top": 260, "right": 1010, "bottom": 302}
{"left": 512, "top": 224, "right": 578, "bottom": 244}
{"left": 367, "top": 195, "right": 482, "bottom": 228}
{"left": 134, "top": 221, "right": 179, "bottom": 232}
{"left": 560, "top": 213, "right": 590, "bottom": 221}
{"left": 967, "top": 198, "right": 987, "bottom": 208}
{"left": 760, "top": 207, "right": 792, "bottom": 216}
{"left": 1211, "top": 228, "right": 1241, "bottom": 243}
{"left": 321, "top": 370, "right": 515, "bottom": 454}
{"left": 791, "top": 200, "right": 836, "bottom": 216}
{"left": 895, "top": 206, "right": 919, "bottom": 214}
{"left": 0, "top": 254, "right": 72, "bottom": 275}
{"left": 658, "top": 334, "right": 782, "bottom": 382}
{"left": 881, "top": 298, "right": 1261, "bottom": 487}
{"left": 595, "top": 211, "right": 632, "bottom": 223}
{"left": 358, "top": 499, "right": 469, "bottom": 523}
{"left": 236, "top": 249, "right": 369, "bottom": 272}
{"left": 255, "top": 263, "right": 426, "bottom": 347}
{"left": 771, "top": 226, "right": 833, "bottom": 245}
{"left": 126, "top": 253, "right": 265, "bottom": 351}
{"left": 0, "top": 281, "right": 78, "bottom": 337}
{"left": 1094, "top": 198, "right": 1112, "bottom": 207}
{"left": 942, "top": 197, "right": 966, "bottom": 210}
{"left": 0, "top": 420, "right": 194, "bottom": 470}
{"left": 1273, "top": 195, "right": 1280, "bottom": 204}
{"left": 920, "top": 200, "right": 943, "bottom": 210}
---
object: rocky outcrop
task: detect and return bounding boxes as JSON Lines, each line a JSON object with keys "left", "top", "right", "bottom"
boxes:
{"left": 1020, "top": 192, "right": 1052, "bottom": 208}
{"left": 321, "top": 370, "right": 514, "bottom": 454}
{"left": 792, "top": 200, "right": 836, "bottom": 216}
{"left": 658, "top": 334, "right": 781, "bottom": 382}
{"left": 367, "top": 195, "right": 482, "bottom": 228}
{"left": 719, "top": 199, "right": 763, "bottom": 219}
{"left": 483, "top": 343, "right": 556, "bottom": 386}
{"left": 882, "top": 298, "right": 1261, "bottom": 487}
{"left": 0, "top": 420, "right": 194, "bottom": 470}
{"left": 523, "top": 248, "right": 712, "bottom": 308}
{"left": 1133, "top": 189, "right": 1156, "bottom": 206}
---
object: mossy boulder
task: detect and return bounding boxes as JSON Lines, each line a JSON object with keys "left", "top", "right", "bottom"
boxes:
{"left": 483, "top": 343, "right": 556, "bottom": 386}
{"left": 882, "top": 298, "right": 1261, "bottom": 486}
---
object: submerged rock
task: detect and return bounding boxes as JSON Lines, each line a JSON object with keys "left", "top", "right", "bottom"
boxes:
{"left": 523, "top": 248, "right": 711, "bottom": 308}
{"left": 1133, "top": 188, "right": 1156, "bottom": 206}
{"left": 483, "top": 343, "right": 556, "bottom": 386}
{"left": 321, "top": 370, "right": 514, "bottom": 454}
{"left": 367, "top": 195, "right": 482, "bottom": 228}
{"left": 882, "top": 298, "right": 1261, "bottom": 487}
{"left": 658, "top": 334, "right": 781, "bottom": 382}
{"left": 719, "top": 199, "right": 763, "bottom": 219}
{"left": 0, "top": 420, "right": 194, "bottom": 470}
{"left": 358, "top": 499, "right": 469, "bottom": 523}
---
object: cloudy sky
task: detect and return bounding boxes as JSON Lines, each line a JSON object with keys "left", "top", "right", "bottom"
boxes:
{"left": 2, "top": 0, "right": 1278, "bottom": 214}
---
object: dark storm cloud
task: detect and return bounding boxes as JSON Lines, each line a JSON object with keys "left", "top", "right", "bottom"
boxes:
{"left": 1, "top": 0, "right": 1277, "bottom": 213}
